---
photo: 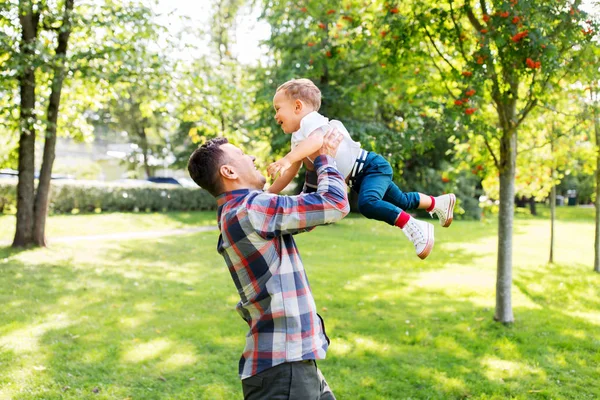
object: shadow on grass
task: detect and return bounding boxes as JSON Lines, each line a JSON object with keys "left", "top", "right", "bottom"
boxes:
{"left": 1, "top": 218, "right": 598, "bottom": 399}
{"left": 0, "top": 245, "right": 31, "bottom": 259}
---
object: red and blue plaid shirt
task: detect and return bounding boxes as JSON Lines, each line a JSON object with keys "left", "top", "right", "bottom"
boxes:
{"left": 216, "top": 155, "right": 349, "bottom": 379}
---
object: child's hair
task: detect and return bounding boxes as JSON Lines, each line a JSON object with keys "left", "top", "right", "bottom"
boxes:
{"left": 276, "top": 78, "right": 321, "bottom": 110}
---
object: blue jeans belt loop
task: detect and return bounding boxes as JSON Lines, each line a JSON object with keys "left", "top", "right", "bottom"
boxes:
{"left": 348, "top": 149, "right": 368, "bottom": 188}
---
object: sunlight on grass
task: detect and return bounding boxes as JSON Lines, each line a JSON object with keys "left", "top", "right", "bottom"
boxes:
{"left": 481, "top": 356, "right": 545, "bottom": 381}
{"left": 122, "top": 338, "right": 173, "bottom": 363}
{"left": 433, "top": 373, "right": 468, "bottom": 397}
{"left": 0, "top": 314, "right": 73, "bottom": 353}
{"left": 156, "top": 346, "right": 199, "bottom": 372}
{"left": 1, "top": 208, "right": 598, "bottom": 399}
{"left": 433, "top": 336, "right": 471, "bottom": 359}
{"left": 565, "top": 310, "right": 600, "bottom": 326}
{"left": 119, "top": 315, "right": 153, "bottom": 329}
{"left": 492, "top": 337, "right": 522, "bottom": 359}
{"left": 0, "top": 212, "right": 218, "bottom": 243}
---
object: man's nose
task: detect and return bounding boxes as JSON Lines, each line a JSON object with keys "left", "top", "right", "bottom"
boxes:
{"left": 251, "top": 156, "right": 256, "bottom": 162}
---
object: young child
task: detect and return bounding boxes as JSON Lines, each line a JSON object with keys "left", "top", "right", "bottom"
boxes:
{"left": 267, "top": 78, "right": 456, "bottom": 259}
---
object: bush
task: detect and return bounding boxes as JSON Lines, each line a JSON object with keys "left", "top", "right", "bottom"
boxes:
{"left": 0, "top": 179, "right": 216, "bottom": 214}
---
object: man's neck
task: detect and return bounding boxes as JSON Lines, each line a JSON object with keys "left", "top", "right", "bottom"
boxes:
{"left": 221, "top": 183, "right": 261, "bottom": 193}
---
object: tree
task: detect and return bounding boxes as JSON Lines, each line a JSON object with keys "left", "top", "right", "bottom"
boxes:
{"left": 2, "top": 0, "right": 160, "bottom": 247}
{"left": 408, "top": 0, "right": 597, "bottom": 323}
{"left": 102, "top": 31, "right": 176, "bottom": 178}
{"left": 170, "top": 0, "right": 259, "bottom": 168}
{"left": 254, "top": 0, "right": 455, "bottom": 198}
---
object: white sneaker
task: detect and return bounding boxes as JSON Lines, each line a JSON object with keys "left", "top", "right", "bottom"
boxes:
{"left": 402, "top": 218, "right": 434, "bottom": 260}
{"left": 430, "top": 194, "right": 456, "bottom": 228}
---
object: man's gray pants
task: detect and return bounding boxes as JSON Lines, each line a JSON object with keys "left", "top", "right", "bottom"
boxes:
{"left": 241, "top": 360, "right": 336, "bottom": 400}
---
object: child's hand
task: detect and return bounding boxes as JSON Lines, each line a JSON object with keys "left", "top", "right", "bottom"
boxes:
{"left": 267, "top": 158, "right": 292, "bottom": 179}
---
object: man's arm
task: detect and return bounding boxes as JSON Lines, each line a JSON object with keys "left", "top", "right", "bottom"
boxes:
{"left": 266, "top": 160, "right": 302, "bottom": 194}
{"left": 247, "top": 130, "right": 349, "bottom": 238}
{"left": 267, "top": 129, "right": 325, "bottom": 179}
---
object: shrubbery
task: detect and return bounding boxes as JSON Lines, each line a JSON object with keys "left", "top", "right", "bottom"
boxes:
{"left": 0, "top": 179, "right": 216, "bottom": 214}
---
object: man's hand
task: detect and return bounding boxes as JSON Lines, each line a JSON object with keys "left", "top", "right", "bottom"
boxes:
{"left": 318, "top": 128, "right": 343, "bottom": 158}
{"left": 267, "top": 158, "right": 292, "bottom": 179}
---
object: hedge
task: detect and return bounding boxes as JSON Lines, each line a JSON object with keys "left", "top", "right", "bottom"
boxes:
{"left": 0, "top": 179, "right": 216, "bottom": 214}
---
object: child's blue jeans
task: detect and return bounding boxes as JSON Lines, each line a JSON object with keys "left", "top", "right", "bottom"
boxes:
{"left": 351, "top": 152, "right": 420, "bottom": 226}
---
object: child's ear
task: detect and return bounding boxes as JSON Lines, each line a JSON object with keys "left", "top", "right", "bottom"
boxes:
{"left": 294, "top": 99, "right": 303, "bottom": 113}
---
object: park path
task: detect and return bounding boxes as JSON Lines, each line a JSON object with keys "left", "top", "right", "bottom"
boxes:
{"left": 0, "top": 226, "right": 218, "bottom": 246}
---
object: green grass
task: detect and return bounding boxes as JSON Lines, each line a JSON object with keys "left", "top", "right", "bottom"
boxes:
{"left": 0, "top": 212, "right": 218, "bottom": 243}
{"left": 0, "top": 207, "right": 598, "bottom": 399}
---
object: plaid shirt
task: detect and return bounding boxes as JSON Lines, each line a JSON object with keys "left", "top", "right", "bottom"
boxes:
{"left": 216, "top": 155, "right": 349, "bottom": 379}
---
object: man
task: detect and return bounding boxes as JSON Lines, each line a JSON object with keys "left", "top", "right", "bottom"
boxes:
{"left": 188, "top": 130, "right": 348, "bottom": 399}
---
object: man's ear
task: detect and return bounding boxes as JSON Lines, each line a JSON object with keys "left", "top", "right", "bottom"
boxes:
{"left": 294, "top": 99, "right": 304, "bottom": 113}
{"left": 220, "top": 164, "right": 238, "bottom": 181}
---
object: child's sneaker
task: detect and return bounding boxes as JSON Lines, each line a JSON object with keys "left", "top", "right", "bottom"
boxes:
{"left": 402, "top": 218, "right": 434, "bottom": 260}
{"left": 430, "top": 194, "right": 456, "bottom": 227}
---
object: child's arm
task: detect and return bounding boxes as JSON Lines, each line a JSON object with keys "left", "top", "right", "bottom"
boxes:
{"left": 266, "top": 160, "right": 302, "bottom": 194}
{"left": 267, "top": 129, "right": 325, "bottom": 179}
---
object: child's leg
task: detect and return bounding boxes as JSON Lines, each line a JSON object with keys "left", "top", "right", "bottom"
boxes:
{"left": 356, "top": 170, "right": 401, "bottom": 225}
{"left": 385, "top": 185, "right": 455, "bottom": 227}
{"left": 383, "top": 185, "right": 434, "bottom": 211}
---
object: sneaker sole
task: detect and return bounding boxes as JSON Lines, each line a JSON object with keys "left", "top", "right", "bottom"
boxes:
{"left": 417, "top": 223, "right": 434, "bottom": 260}
{"left": 441, "top": 194, "right": 456, "bottom": 228}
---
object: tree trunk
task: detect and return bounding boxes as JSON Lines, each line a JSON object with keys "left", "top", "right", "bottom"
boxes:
{"left": 13, "top": 1, "right": 39, "bottom": 247}
{"left": 33, "top": 0, "right": 74, "bottom": 247}
{"left": 528, "top": 197, "right": 536, "bottom": 216}
{"left": 550, "top": 183, "right": 556, "bottom": 264}
{"left": 495, "top": 126, "right": 516, "bottom": 324}
{"left": 550, "top": 129, "right": 556, "bottom": 264}
{"left": 594, "top": 85, "right": 600, "bottom": 273}
{"left": 139, "top": 127, "right": 151, "bottom": 178}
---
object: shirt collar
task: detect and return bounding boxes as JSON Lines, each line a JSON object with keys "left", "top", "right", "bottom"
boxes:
{"left": 216, "top": 188, "right": 253, "bottom": 207}
{"left": 297, "top": 111, "right": 324, "bottom": 134}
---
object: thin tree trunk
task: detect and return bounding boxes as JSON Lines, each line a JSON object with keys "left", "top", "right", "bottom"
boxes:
{"left": 550, "top": 128, "right": 555, "bottom": 264}
{"left": 594, "top": 84, "right": 600, "bottom": 273}
{"left": 550, "top": 184, "right": 556, "bottom": 264}
{"left": 33, "top": 0, "right": 74, "bottom": 247}
{"left": 139, "top": 127, "right": 151, "bottom": 178}
{"left": 528, "top": 197, "right": 536, "bottom": 215}
{"left": 13, "top": 1, "right": 39, "bottom": 247}
{"left": 495, "top": 126, "right": 516, "bottom": 324}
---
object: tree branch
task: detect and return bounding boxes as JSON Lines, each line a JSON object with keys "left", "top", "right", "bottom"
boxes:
{"left": 517, "top": 119, "right": 586, "bottom": 155}
{"left": 448, "top": 0, "right": 468, "bottom": 63}
{"left": 422, "top": 24, "right": 458, "bottom": 74}
{"left": 464, "top": 1, "right": 484, "bottom": 32}
{"left": 423, "top": 42, "right": 459, "bottom": 99}
{"left": 483, "top": 135, "right": 500, "bottom": 169}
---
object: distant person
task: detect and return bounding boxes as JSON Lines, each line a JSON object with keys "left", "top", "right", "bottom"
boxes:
{"left": 188, "top": 130, "right": 347, "bottom": 399}
{"left": 267, "top": 78, "right": 457, "bottom": 260}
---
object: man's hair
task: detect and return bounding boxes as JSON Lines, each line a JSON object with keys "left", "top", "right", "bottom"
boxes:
{"left": 276, "top": 78, "right": 321, "bottom": 110}
{"left": 187, "top": 137, "right": 229, "bottom": 197}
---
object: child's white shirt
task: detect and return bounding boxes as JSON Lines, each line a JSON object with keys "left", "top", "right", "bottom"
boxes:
{"left": 291, "top": 111, "right": 362, "bottom": 179}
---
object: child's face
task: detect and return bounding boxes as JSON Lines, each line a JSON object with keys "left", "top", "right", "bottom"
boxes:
{"left": 273, "top": 90, "right": 302, "bottom": 134}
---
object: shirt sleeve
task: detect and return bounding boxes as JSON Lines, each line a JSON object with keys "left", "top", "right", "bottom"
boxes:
{"left": 246, "top": 155, "right": 350, "bottom": 238}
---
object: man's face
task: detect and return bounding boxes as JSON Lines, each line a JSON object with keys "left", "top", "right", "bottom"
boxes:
{"left": 220, "top": 143, "right": 266, "bottom": 190}
{"left": 273, "top": 90, "right": 301, "bottom": 134}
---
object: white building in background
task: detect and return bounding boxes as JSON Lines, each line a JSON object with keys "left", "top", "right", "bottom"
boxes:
{"left": 48, "top": 137, "right": 183, "bottom": 181}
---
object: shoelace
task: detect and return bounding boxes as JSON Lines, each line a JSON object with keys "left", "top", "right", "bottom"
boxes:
{"left": 405, "top": 221, "right": 426, "bottom": 244}
{"left": 429, "top": 208, "right": 442, "bottom": 219}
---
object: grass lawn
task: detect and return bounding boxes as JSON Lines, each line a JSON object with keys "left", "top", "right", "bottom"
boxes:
{"left": 0, "top": 206, "right": 598, "bottom": 399}
{"left": 0, "top": 212, "right": 218, "bottom": 244}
